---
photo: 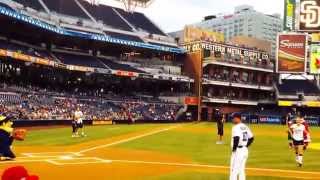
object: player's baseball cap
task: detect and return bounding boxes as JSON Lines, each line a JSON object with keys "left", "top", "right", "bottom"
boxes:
{"left": 1, "top": 166, "right": 39, "bottom": 180}
{"left": 231, "top": 112, "right": 241, "bottom": 119}
{"left": 0, "top": 114, "right": 14, "bottom": 123}
{"left": 0, "top": 115, "right": 6, "bottom": 122}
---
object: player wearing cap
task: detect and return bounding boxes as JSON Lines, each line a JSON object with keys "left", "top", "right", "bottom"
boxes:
{"left": 0, "top": 115, "right": 15, "bottom": 160}
{"left": 230, "top": 113, "right": 254, "bottom": 180}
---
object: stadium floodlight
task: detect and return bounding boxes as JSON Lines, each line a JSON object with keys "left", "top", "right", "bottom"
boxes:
{"left": 88, "top": 0, "right": 153, "bottom": 12}
{"left": 115, "top": 0, "right": 154, "bottom": 12}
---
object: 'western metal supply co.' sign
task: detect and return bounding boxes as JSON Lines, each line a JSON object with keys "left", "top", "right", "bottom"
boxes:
{"left": 183, "top": 42, "right": 269, "bottom": 60}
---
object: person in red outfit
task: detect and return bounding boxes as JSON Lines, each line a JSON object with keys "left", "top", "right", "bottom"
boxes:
{"left": 1, "top": 166, "right": 39, "bottom": 180}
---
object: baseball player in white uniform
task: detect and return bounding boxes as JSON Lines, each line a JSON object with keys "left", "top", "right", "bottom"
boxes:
{"left": 74, "top": 107, "right": 86, "bottom": 137}
{"left": 289, "top": 117, "right": 307, "bottom": 167}
{"left": 230, "top": 113, "right": 254, "bottom": 180}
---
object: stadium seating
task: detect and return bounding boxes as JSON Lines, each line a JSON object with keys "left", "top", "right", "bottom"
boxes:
{"left": 104, "top": 31, "right": 143, "bottom": 42}
{"left": 0, "top": 39, "right": 53, "bottom": 60}
{"left": 79, "top": 0, "right": 133, "bottom": 31}
{"left": 54, "top": 53, "right": 106, "bottom": 68}
{"left": 115, "top": 8, "right": 166, "bottom": 35}
{"left": 0, "top": 2, "right": 14, "bottom": 11}
{"left": 42, "top": 0, "right": 89, "bottom": 19}
{"left": 277, "top": 80, "right": 320, "bottom": 95}
{"left": 149, "top": 42, "right": 178, "bottom": 48}
{"left": 0, "top": 83, "right": 182, "bottom": 121}
{"left": 0, "top": 93, "right": 22, "bottom": 105}
{"left": 0, "top": 38, "right": 148, "bottom": 73}
{"left": 99, "top": 58, "right": 145, "bottom": 73}
{"left": 12, "top": 0, "right": 44, "bottom": 11}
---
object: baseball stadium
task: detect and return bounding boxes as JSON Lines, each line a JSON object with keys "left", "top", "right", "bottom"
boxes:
{"left": 0, "top": 0, "right": 319, "bottom": 179}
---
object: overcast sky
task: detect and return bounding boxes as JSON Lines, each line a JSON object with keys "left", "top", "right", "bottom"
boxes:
{"left": 97, "top": 0, "right": 284, "bottom": 32}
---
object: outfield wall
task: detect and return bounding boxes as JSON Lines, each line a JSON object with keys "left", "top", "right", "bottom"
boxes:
{"left": 13, "top": 116, "right": 320, "bottom": 127}
{"left": 238, "top": 115, "right": 320, "bottom": 126}
{"left": 12, "top": 119, "right": 194, "bottom": 127}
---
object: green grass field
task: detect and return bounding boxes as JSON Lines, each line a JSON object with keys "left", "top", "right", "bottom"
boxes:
{"left": 14, "top": 122, "right": 320, "bottom": 179}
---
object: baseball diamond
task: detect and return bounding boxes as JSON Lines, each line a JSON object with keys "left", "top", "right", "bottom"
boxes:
{"left": 1, "top": 0, "right": 320, "bottom": 179}
{"left": 0, "top": 123, "right": 319, "bottom": 179}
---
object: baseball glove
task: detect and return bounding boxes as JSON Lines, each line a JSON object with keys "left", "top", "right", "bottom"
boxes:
{"left": 12, "top": 129, "right": 27, "bottom": 141}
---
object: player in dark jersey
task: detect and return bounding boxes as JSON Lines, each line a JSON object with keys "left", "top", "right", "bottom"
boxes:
{"left": 301, "top": 118, "right": 311, "bottom": 150}
{"left": 215, "top": 110, "right": 225, "bottom": 144}
{"left": 286, "top": 113, "right": 294, "bottom": 149}
{"left": 0, "top": 115, "right": 15, "bottom": 160}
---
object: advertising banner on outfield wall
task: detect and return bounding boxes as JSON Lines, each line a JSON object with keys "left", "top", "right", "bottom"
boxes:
{"left": 277, "top": 34, "right": 307, "bottom": 73}
{"left": 184, "top": 97, "right": 199, "bottom": 106}
{"left": 310, "top": 44, "right": 320, "bottom": 74}
{"left": 299, "top": 0, "right": 320, "bottom": 32}
{"left": 184, "top": 26, "right": 224, "bottom": 43}
{"left": 284, "top": 0, "right": 296, "bottom": 31}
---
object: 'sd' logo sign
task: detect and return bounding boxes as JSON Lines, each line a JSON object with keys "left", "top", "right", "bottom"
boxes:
{"left": 300, "top": 0, "right": 320, "bottom": 30}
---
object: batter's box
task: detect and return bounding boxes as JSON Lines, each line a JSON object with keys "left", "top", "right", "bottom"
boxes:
{"left": 47, "top": 157, "right": 112, "bottom": 165}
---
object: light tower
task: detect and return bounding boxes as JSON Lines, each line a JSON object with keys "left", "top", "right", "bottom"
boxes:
{"left": 115, "top": 0, "right": 154, "bottom": 12}
{"left": 89, "top": 0, "right": 153, "bottom": 12}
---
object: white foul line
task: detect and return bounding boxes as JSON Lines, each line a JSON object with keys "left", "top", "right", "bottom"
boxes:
{"left": 1, "top": 157, "right": 319, "bottom": 178}
{"left": 110, "top": 159, "right": 320, "bottom": 176}
{"left": 77, "top": 125, "right": 180, "bottom": 154}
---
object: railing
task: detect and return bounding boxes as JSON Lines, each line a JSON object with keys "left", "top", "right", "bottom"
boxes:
{"left": 204, "top": 56, "right": 274, "bottom": 71}
{"left": 203, "top": 76, "right": 272, "bottom": 88}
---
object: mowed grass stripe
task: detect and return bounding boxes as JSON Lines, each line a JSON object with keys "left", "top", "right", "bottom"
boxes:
{"left": 116, "top": 123, "right": 320, "bottom": 172}
{"left": 16, "top": 124, "right": 168, "bottom": 146}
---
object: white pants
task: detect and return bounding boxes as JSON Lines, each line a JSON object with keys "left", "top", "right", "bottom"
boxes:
{"left": 230, "top": 147, "right": 248, "bottom": 180}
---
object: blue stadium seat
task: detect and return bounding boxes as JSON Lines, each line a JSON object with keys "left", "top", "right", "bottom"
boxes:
{"left": 0, "top": 2, "right": 15, "bottom": 11}
{"left": 115, "top": 8, "right": 166, "bottom": 36}
{"left": 55, "top": 53, "right": 106, "bottom": 68}
{"left": 104, "top": 31, "right": 143, "bottom": 42}
{"left": 79, "top": 1, "right": 133, "bottom": 31}
{"left": 99, "top": 58, "right": 145, "bottom": 73}
{"left": 277, "top": 80, "right": 320, "bottom": 95}
{"left": 42, "top": 0, "right": 89, "bottom": 19}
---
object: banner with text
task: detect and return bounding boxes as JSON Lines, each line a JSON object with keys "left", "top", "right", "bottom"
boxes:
{"left": 284, "top": 0, "right": 296, "bottom": 31}
{"left": 183, "top": 42, "right": 269, "bottom": 60}
{"left": 277, "top": 34, "right": 307, "bottom": 73}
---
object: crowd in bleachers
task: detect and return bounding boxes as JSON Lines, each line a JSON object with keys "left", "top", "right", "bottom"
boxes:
{"left": 0, "top": 83, "right": 182, "bottom": 122}
{"left": 203, "top": 65, "right": 272, "bottom": 86}
{"left": 205, "top": 85, "right": 273, "bottom": 102}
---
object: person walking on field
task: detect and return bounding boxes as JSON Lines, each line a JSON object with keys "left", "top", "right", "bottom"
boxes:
{"left": 215, "top": 110, "right": 225, "bottom": 144}
{"left": 289, "top": 117, "right": 309, "bottom": 167}
{"left": 73, "top": 106, "right": 86, "bottom": 137}
{"left": 230, "top": 113, "right": 254, "bottom": 180}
